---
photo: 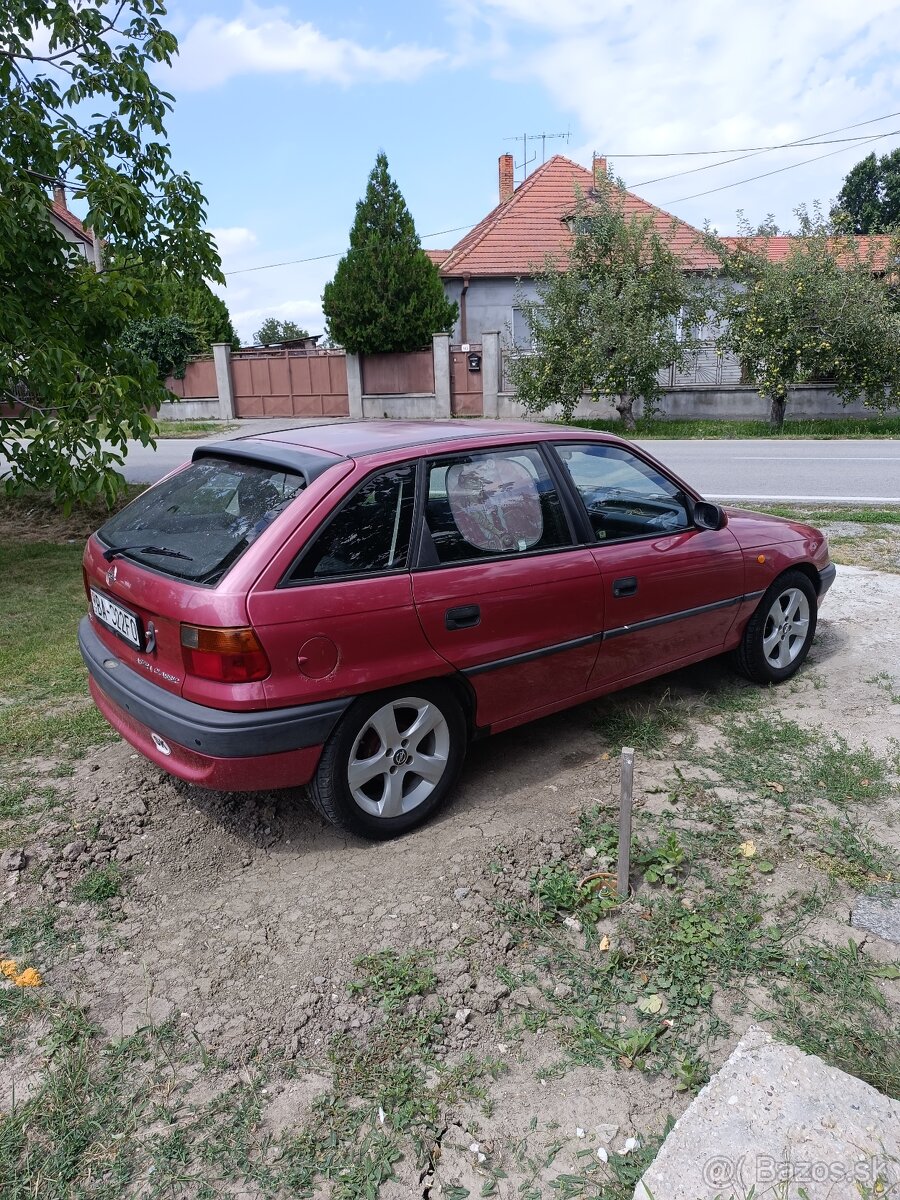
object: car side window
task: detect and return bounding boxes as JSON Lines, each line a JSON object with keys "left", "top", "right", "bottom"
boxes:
{"left": 287, "top": 466, "right": 415, "bottom": 582}
{"left": 423, "top": 447, "right": 572, "bottom": 565}
{"left": 554, "top": 443, "right": 690, "bottom": 542}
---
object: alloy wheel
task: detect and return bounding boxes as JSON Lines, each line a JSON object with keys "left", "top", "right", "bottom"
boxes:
{"left": 347, "top": 696, "right": 451, "bottom": 819}
{"left": 762, "top": 586, "right": 811, "bottom": 670}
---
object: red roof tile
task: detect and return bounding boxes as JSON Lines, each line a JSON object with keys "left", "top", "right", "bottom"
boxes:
{"left": 424, "top": 248, "right": 450, "bottom": 267}
{"left": 51, "top": 195, "right": 93, "bottom": 245}
{"left": 721, "top": 234, "right": 895, "bottom": 269}
{"left": 439, "top": 155, "right": 719, "bottom": 277}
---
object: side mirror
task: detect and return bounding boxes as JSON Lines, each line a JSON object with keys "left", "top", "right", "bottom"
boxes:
{"left": 693, "top": 500, "right": 728, "bottom": 531}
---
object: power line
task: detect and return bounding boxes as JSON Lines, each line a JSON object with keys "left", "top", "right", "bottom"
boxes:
{"left": 663, "top": 128, "right": 900, "bottom": 205}
{"left": 628, "top": 131, "right": 881, "bottom": 190}
{"left": 606, "top": 108, "right": 900, "bottom": 158}
{"left": 223, "top": 224, "right": 475, "bottom": 276}
{"left": 628, "top": 110, "right": 900, "bottom": 188}
{"left": 225, "top": 110, "right": 900, "bottom": 276}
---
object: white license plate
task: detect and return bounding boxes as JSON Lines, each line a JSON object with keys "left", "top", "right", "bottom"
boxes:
{"left": 90, "top": 589, "right": 143, "bottom": 649}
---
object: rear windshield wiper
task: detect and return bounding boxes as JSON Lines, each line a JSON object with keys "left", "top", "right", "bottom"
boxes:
{"left": 103, "top": 544, "right": 194, "bottom": 563}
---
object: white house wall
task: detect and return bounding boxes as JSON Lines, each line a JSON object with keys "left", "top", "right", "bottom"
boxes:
{"left": 444, "top": 276, "right": 541, "bottom": 346}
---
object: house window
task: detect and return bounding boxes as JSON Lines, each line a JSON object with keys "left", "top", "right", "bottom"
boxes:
{"left": 511, "top": 306, "right": 538, "bottom": 351}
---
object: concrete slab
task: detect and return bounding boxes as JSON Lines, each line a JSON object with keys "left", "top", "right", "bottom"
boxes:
{"left": 853, "top": 892, "right": 900, "bottom": 944}
{"left": 634, "top": 1027, "right": 900, "bottom": 1200}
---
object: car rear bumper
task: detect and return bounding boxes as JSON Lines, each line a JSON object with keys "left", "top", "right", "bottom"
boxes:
{"left": 79, "top": 616, "right": 348, "bottom": 790}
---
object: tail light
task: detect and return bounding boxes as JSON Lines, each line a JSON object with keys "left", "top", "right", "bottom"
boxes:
{"left": 180, "top": 625, "right": 271, "bottom": 683}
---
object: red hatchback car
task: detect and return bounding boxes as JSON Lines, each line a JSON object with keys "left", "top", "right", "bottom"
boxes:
{"left": 80, "top": 421, "right": 834, "bottom": 838}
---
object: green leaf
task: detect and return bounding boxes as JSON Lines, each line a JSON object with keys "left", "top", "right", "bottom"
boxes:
{"left": 637, "top": 993, "right": 664, "bottom": 1014}
{"left": 1, "top": 0, "right": 227, "bottom": 506}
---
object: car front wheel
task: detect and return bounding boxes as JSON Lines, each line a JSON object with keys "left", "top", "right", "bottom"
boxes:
{"left": 734, "top": 569, "right": 818, "bottom": 684}
{"left": 309, "top": 684, "right": 467, "bottom": 839}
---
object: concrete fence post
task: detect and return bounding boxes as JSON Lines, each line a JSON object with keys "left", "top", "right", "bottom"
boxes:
{"left": 432, "top": 332, "right": 451, "bottom": 418}
{"left": 346, "top": 353, "right": 363, "bottom": 418}
{"left": 482, "top": 331, "right": 501, "bottom": 418}
{"left": 211, "top": 343, "right": 235, "bottom": 420}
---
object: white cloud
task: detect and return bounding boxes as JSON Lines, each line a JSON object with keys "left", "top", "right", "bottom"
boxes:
{"left": 231, "top": 297, "right": 324, "bottom": 343}
{"left": 477, "top": 0, "right": 629, "bottom": 29}
{"left": 203, "top": 225, "right": 325, "bottom": 343}
{"left": 168, "top": 5, "right": 445, "bottom": 90}
{"left": 461, "top": 0, "right": 900, "bottom": 230}
{"left": 210, "top": 226, "right": 258, "bottom": 259}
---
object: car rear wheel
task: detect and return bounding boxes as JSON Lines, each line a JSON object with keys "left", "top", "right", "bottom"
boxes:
{"left": 733, "top": 569, "right": 818, "bottom": 684}
{"left": 308, "top": 684, "right": 467, "bottom": 839}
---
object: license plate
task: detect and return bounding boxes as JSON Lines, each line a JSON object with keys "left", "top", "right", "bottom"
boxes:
{"left": 90, "top": 589, "right": 143, "bottom": 650}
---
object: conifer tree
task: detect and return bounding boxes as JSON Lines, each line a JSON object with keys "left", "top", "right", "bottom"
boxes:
{"left": 323, "top": 153, "right": 457, "bottom": 353}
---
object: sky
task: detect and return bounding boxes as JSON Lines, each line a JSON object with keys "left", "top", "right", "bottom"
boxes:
{"left": 147, "top": 0, "right": 900, "bottom": 342}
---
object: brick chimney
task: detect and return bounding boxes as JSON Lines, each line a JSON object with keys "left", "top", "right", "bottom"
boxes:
{"left": 52, "top": 183, "right": 67, "bottom": 210}
{"left": 499, "top": 153, "right": 514, "bottom": 203}
{"left": 592, "top": 154, "right": 607, "bottom": 185}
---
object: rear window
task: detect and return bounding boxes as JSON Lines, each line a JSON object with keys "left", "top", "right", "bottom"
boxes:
{"left": 97, "top": 457, "right": 307, "bottom": 585}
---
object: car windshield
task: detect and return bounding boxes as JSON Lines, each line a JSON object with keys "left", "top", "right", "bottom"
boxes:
{"left": 97, "top": 457, "right": 307, "bottom": 585}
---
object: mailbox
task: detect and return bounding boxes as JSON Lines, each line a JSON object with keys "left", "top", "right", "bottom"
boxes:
{"left": 467, "top": 352, "right": 482, "bottom": 372}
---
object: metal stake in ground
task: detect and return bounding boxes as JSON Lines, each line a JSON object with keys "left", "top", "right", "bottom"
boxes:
{"left": 617, "top": 747, "right": 635, "bottom": 898}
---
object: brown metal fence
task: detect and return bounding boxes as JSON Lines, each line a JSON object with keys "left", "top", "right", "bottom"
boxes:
{"left": 361, "top": 350, "right": 434, "bottom": 395}
{"left": 165, "top": 356, "right": 218, "bottom": 400}
{"left": 230, "top": 348, "right": 349, "bottom": 418}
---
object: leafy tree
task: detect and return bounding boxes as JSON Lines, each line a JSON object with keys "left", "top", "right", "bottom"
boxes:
{"left": 165, "top": 277, "right": 237, "bottom": 349}
{"left": 322, "top": 152, "right": 458, "bottom": 354}
{"left": 120, "top": 315, "right": 201, "bottom": 380}
{"left": 510, "top": 185, "right": 710, "bottom": 430}
{"left": 1, "top": 0, "right": 222, "bottom": 507}
{"left": 832, "top": 149, "right": 900, "bottom": 234}
{"left": 255, "top": 317, "right": 310, "bottom": 346}
{"left": 719, "top": 210, "right": 900, "bottom": 428}
{"left": 119, "top": 268, "right": 238, "bottom": 374}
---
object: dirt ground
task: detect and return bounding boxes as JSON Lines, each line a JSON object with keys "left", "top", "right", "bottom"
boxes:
{"left": 3, "top": 563, "right": 899, "bottom": 1196}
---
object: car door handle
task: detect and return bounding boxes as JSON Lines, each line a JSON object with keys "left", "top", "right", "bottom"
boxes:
{"left": 613, "top": 577, "right": 638, "bottom": 598}
{"left": 445, "top": 604, "right": 481, "bottom": 630}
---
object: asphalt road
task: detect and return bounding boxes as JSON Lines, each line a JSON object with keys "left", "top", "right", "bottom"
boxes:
{"left": 111, "top": 425, "right": 900, "bottom": 504}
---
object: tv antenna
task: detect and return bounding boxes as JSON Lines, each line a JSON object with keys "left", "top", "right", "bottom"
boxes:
{"left": 504, "top": 129, "right": 571, "bottom": 180}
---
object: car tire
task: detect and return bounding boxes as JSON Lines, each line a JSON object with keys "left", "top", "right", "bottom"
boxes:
{"left": 308, "top": 683, "right": 467, "bottom": 839}
{"left": 733, "top": 569, "right": 818, "bottom": 684}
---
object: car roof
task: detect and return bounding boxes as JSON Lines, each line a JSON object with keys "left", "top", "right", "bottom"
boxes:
{"left": 224, "top": 419, "right": 625, "bottom": 460}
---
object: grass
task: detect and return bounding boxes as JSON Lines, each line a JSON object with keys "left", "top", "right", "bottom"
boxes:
{"left": 504, "top": 851, "right": 790, "bottom": 1077}
{"left": 749, "top": 503, "right": 900, "bottom": 525}
{"left": 71, "top": 864, "right": 123, "bottom": 905}
{"left": 348, "top": 950, "right": 436, "bottom": 1012}
{"left": 498, "top": 690, "right": 900, "bottom": 1102}
{"left": 700, "top": 711, "right": 897, "bottom": 808}
{"left": 763, "top": 940, "right": 900, "bottom": 1098}
{"left": 0, "top": 542, "right": 111, "bottom": 761}
{"left": 811, "top": 816, "right": 896, "bottom": 890}
{"left": 869, "top": 671, "right": 900, "bottom": 703}
{"left": 571, "top": 414, "right": 900, "bottom": 439}
{"left": 596, "top": 690, "right": 690, "bottom": 754}
{"left": 153, "top": 419, "right": 236, "bottom": 438}
{"left": 0, "top": 952, "right": 504, "bottom": 1200}
{"left": 2, "top": 903, "right": 77, "bottom": 960}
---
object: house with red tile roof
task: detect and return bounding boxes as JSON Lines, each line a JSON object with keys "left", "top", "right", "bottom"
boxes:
{"left": 429, "top": 153, "right": 719, "bottom": 349}
{"left": 49, "top": 186, "right": 102, "bottom": 269}
{"left": 429, "top": 156, "right": 895, "bottom": 364}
